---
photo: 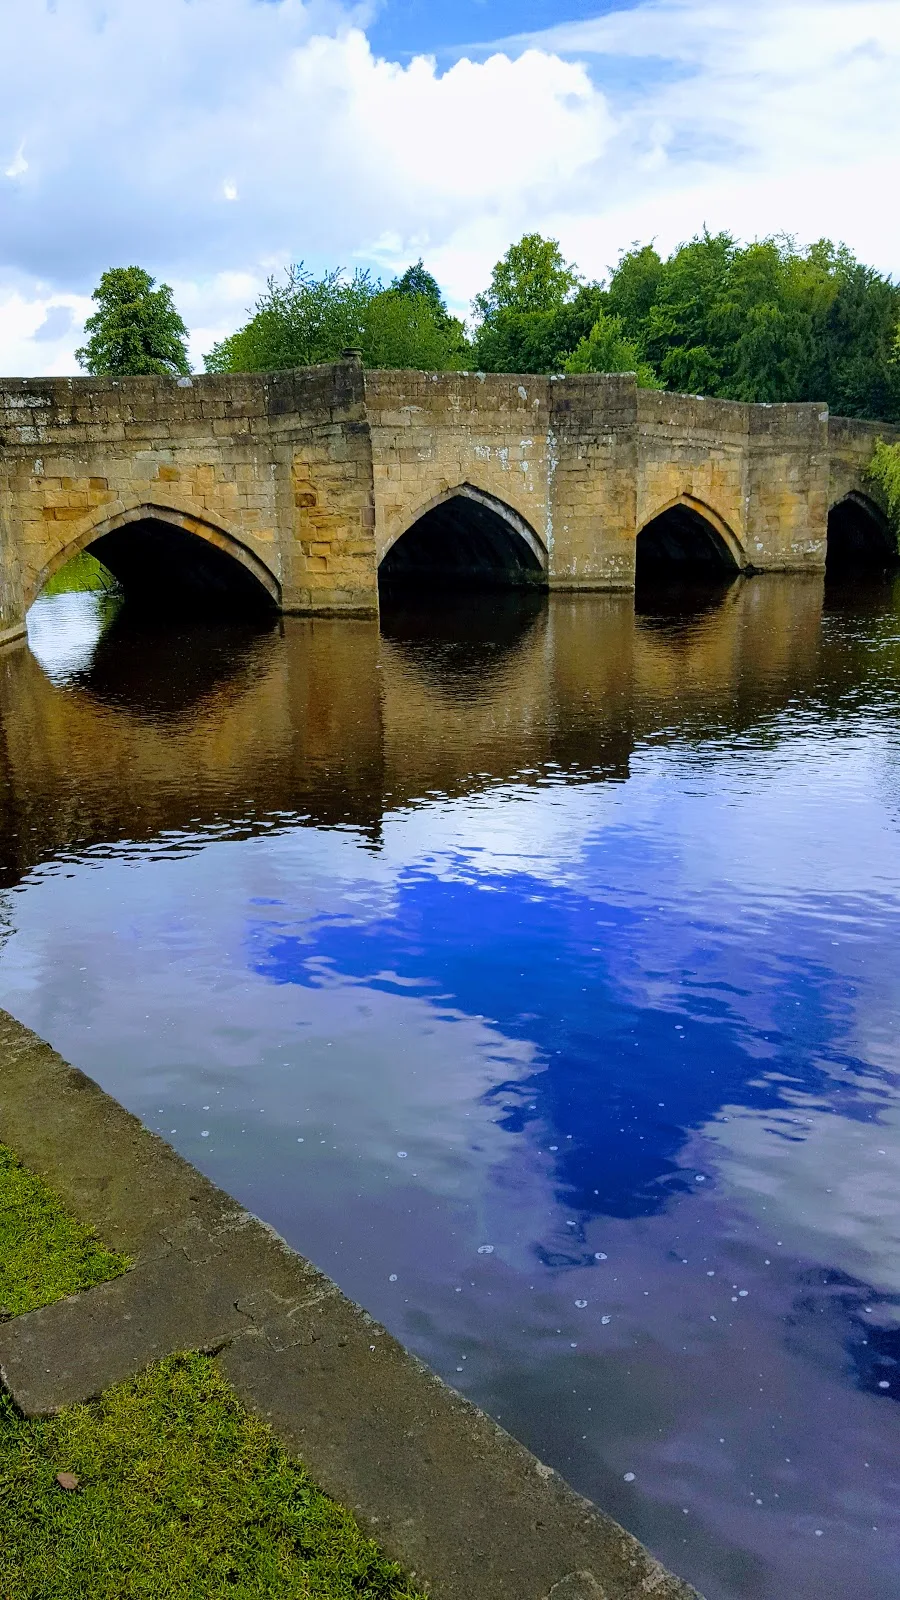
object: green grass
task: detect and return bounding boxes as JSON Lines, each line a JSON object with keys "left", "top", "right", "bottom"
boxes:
{"left": 0, "top": 1142, "right": 130, "bottom": 1318}
{"left": 0, "top": 1353, "right": 422, "bottom": 1599}
{"left": 41, "top": 550, "right": 119, "bottom": 596}
{"left": 0, "top": 1145, "right": 424, "bottom": 1599}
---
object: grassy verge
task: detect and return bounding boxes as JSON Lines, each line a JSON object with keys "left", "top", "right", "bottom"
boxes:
{"left": 0, "top": 1144, "right": 423, "bottom": 1600}
{"left": 0, "top": 1141, "right": 130, "bottom": 1317}
{"left": 40, "top": 551, "right": 119, "bottom": 596}
{"left": 0, "top": 1353, "right": 421, "bottom": 1599}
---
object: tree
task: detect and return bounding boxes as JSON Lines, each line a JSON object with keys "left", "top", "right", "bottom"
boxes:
{"left": 76, "top": 266, "right": 190, "bottom": 377}
{"left": 204, "top": 266, "right": 375, "bottom": 372}
{"left": 362, "top": 289, "right": 469, "bottom": 370}
{"left": 390, "top": 260, "right": 447, "bottom": 315}
{"left": 604, "top": 230, "right": 900, "bottom": 418}
{"left": 867, "top": 439, "right": 900, "bottom": 542}
{"left": 471, "top": 234, "right": 592, "bottom": 373}
{"left": 205, "top": 263, "right": 467, "bottom": 374}
{"left": 473, "top": 234, "right": 579, "bottom": 319}
{"left": 564, "top": 311, "right": 662, "bottom": 387}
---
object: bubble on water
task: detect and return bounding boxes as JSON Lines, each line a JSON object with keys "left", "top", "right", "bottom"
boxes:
{"left": 739, "top": 1289, "right": 749, "bottom": 1297}
{"left": 389, "top": 1274, "right": 398, "bottom": 1282}
{"left": 601, "top": 1314, "right": 611, "bottom": 1325}
{"left": 397, "top": 1151, "right": 408, "bottom": 1158}
{"left": 477, "top": 1244, "right": 494, "bottom": 1255}
{"left": 549, "top": 1145, "right": 559, "bottom": 1152}
{"left": 595, "top": 1252, "right": 607, "bottom": 1260}
{"left": 297, "top": 1137, "right": 304, "bottom": 1142}
{"left": 201, "top": 1131, "right": 209, "bottom": 1138}
{"left": 695, "top": 1175, "right": 706, "bottom": 1182}
{"left": 878, "top": 1380, "right": 890, "bottom": 1389}
{"left": 575, "top": 1299, "right": 587, "bottom": 1308}
{"left": 623, "top": 1472, "right": 635, "bottom": 1483}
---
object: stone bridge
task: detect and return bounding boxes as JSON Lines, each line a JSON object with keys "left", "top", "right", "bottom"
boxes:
{"left": 0, "top": 356, "right": 896, "bottom": 641}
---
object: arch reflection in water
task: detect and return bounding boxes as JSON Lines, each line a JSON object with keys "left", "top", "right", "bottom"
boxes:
{"left": 3, "top": 575, "right": 900, "bottom": 1600}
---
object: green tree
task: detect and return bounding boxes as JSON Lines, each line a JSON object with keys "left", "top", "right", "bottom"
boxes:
{"left": 867, "top": 439, "right": 900, "bottom": 540}
{"left": 390, "top": 260, "right": 447, "bottom": 314}
{"left": 472, "top": 234, "right": 598, "bottom": 373}
{"left": 564, "top": 311, "right": 662, "bottom": 387}
{"left": 604, "top": 230, "right": 900, "bottom": 418}
{"left": 362, "top": 288, "right": 468, "bottom": 369}
{"left": 604, "top": 244, "right": 665, "bottom": 335}
{"left": 76, "top": 266, "right": 190, "bottom": 377}
{"left": 205, "top": 266, "right": 374, "bottom": 372}
{"left": 205, "top": 263, "right": 466, "bottom": 374}
{"left": 473, "top": 233, "right": 580, "bottom": 319}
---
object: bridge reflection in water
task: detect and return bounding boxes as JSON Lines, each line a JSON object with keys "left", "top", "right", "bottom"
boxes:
{"left": 2, "top": 574, "right": 900, "bottom": 1600}
{"left": 1, "top": 574, "right": 836, "bottom": 878}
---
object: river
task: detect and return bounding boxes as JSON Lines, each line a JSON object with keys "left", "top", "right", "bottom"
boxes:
{"left": 1, "top": 574, "right": 898, "bottom": 1600}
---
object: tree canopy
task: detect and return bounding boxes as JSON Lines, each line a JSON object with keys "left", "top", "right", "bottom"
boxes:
{"left": 76, "top": 267, "right": 190, "bottom": 377}
{"left": 202, "top": 231, "right": 900, "bottom": 422}
{"left": 204, "top": 264, "right": 467, "bottom": 375}
{"left": 602, "top": 231, "right": 900, "bottom": 416}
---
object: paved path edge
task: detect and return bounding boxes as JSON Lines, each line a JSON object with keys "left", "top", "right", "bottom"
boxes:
{"left": 0, "top": 1008, "right": 702, "bottom": 1600}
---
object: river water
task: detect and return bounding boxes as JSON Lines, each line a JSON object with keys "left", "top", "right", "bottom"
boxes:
{"left": 1, "top": 576, "right": 898, "bottom": 1600}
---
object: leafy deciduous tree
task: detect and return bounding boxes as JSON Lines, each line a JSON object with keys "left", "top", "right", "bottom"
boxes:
{"left": 76, "top": 267, "right": 190, "bottom": 377}
{"left": 564, "top": 311, "right": 662, "bottom": 387}
{"left": 205, "top": 263, "right": 468, "bottom": 374}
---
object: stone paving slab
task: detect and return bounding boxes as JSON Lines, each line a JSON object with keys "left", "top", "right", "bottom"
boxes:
{"left": 0, "top": 1007, "right": 701, "bottom": 1600}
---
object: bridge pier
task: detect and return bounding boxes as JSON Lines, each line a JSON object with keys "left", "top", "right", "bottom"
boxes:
{"left": 1, "top": 363, "right": 895, "bottom": 626}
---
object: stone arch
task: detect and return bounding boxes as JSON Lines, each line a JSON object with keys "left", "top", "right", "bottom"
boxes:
{"left": 30, "top": 502, "right": 281, "bottom": 612}
{"left": 826, "top": 491, "right": 897, "bottom": 572}
{"left": 379, "top": 483, "right": 548, "bottom": 589}
{"left": 636, "top": 494, "right": 745, "bottom": 578}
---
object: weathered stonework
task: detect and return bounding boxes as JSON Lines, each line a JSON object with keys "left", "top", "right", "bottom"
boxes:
{"left": 0, "top": 358, "right": 894, "bottom": 641}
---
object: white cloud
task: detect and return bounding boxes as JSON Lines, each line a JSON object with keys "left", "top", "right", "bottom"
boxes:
{"left": 0, "top": 0, "right": 898, "bottom": 372}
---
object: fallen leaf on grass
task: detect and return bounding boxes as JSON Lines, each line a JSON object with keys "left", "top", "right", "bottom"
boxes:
{"left": 56, "top": 1471, "right": 80, "bottom": 1491}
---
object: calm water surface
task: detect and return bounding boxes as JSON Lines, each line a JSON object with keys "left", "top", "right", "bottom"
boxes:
{"left": 1, "top": 577, "right": 899, "bottom": 1600}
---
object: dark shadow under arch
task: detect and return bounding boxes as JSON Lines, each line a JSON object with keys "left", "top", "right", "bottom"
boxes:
{"left": 36, "top": 507, "right": 280, "bottom": 617}
{"left": 636, "top": 501, "right": 742, "bottom": 582}
{"left": 826, "top": 494, "right": 897, "bottom": 573}
{"left": 379, "top": 486, "right": 547, "bottom": 592}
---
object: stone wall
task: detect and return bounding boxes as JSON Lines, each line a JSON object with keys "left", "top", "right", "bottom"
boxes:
{"left": 0, "top": 359, "right": 891, "bottom": 640}
{"left": 365, "top": 369, "right": 555, "bottom": 569}
{"left": 828, "top": 414, "right": 900, "bottom": 517}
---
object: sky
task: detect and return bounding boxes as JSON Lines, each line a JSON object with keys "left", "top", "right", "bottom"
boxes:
{"left": 1, "top": 0, "right": 898, "bottom": 373}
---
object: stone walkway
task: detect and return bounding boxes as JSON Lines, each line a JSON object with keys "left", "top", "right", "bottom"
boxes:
{"left": 0, "top": 1008, "right": 700, "bottom": 1600}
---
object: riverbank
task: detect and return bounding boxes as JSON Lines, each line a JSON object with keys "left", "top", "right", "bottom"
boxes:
{"left": 0, "top": 1139, "right": 422, "bottom": 1599}
{"left": 0, "top": 1006, "right": 698, "bottom": 1600}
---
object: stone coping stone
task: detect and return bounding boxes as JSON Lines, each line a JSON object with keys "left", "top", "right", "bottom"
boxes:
{"left": 0, "top": 1008, "right": 701, "bottom": 1600}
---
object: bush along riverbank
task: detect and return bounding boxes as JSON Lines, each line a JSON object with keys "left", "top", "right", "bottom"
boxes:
{"left": 0, "top": 1141, "right": 422, "bottom": 1600}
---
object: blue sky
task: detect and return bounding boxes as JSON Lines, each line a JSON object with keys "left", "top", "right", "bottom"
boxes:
{"left": 367, "top": 0, "right": 632, "bottom": 57}
{"left": 1, "top": 0, "right": 898, "bottom": 373}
